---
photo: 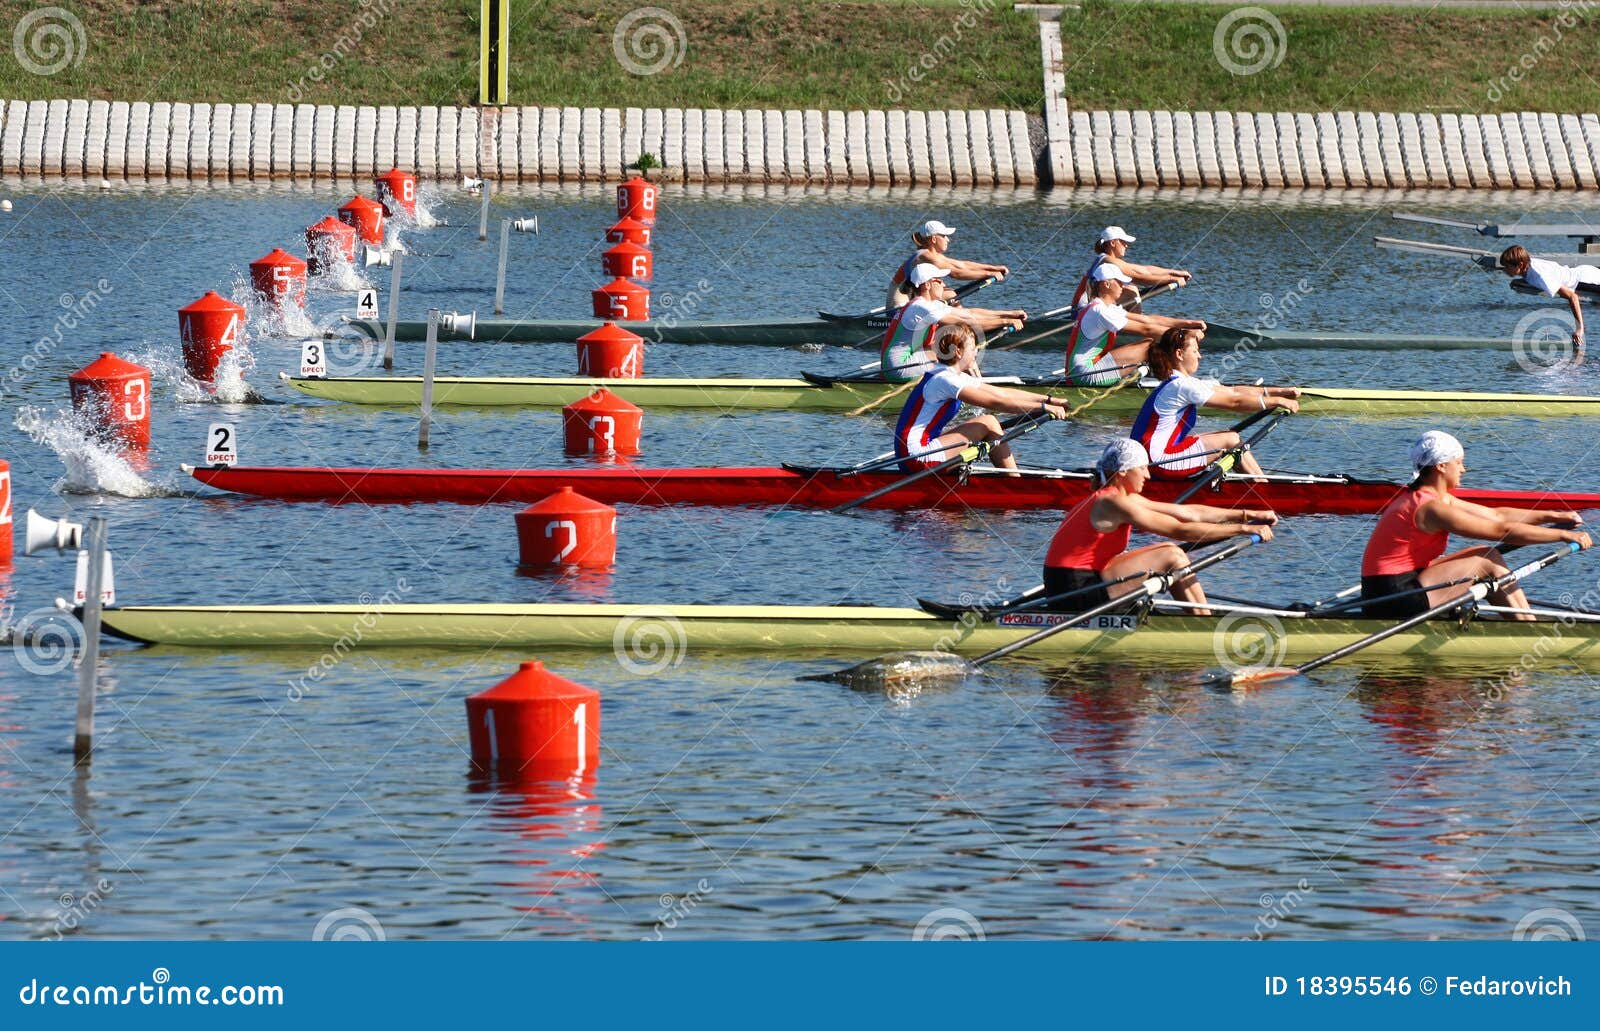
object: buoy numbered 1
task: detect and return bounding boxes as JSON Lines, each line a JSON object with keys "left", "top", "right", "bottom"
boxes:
{"left": 206, "top": 423, "right": 238, "bottom": 467}
{"left": 73, "top": 549, "right": 116, "bottom": 606}
{"left": 300, "top": 341, "right": 327, "bottom": 377}
{"left": 355, "top": 288, "right": 379, "bottom": 319}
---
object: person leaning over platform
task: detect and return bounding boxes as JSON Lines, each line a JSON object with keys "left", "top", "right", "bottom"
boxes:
{"left": 1499, "top": 244, "right": 1600, "bottom": 352}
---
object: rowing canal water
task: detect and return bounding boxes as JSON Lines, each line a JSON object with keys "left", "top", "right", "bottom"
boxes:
{"left": 3, "top": 180, "right": 1600, "bottom": 940}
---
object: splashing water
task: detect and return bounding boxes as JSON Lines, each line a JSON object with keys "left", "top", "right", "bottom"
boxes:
{"left": 307, "top": 257, "right": 369, "bottom": 294}
{"left": 14, "top": 406, "right": 177, "bottom": 498}
{"left": 231, "top": 270, "right": 316, "bottom": 339}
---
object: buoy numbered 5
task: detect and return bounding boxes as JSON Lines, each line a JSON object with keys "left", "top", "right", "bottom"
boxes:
{"left": 562, "top": 388, "right": 642, "bottom": 456}
{"left": 590, "top": 277, "right": 649, "bottom": 322}
{"left": 206, "top": 422, "right": 238, "bottom": 467}
{"left": 465, "top": 661, "right": 601, "bottom": 777}
{"left": 249, "top": 248, "right": 308, "bottom": 309}
{"left": 69, "top": 352, "right": 152, "bottom": 451}
{"left": 515, "top": 487, "right": 617, "bottom": 567}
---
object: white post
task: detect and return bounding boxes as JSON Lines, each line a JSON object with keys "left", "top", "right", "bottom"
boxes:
{"left": 419, "top": 309, "right": 439, "bottom": 449}
{"left": 382, "top": 252, "right": 404, "bottom": 371}
{"left": 495, "top": 218, "right": 511, "bottom": 314}
{"left": 478, "top": 180, "right": 491, "bottom": 241}
{"left": 74, "top": 516, "right": 107, "bottom": 763}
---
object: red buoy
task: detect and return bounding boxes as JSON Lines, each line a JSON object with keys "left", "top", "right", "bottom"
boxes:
{"left": 575, "top": 322, "right": 644, "bottom": 378}
{"left": 0, "top": 457, "right": 12, "bottom": 565}
{"left": 69, "top": 352, "right": 152, "bottom": 451}
{"left": 466, "top": 661, "right": 601, "bottom": 777}
{"left": 305, "top": 216, "right": 357, "bottom": 274}
{"left": 590, "top": 278, "right": 649, "bottom": 321}
{"left": 249, "top": 248, "right": 307, "bottom": 309}
{"left": 617, "top": 176, "right": 657, "bottom": 223}
{"left": 177, "top": 292, "right": 245, "bottom": 383}
{"left": 337, "top": 195, "right": 386, "bottom": 245}
{"left": 562, "top": 388, "right": 643, "bottom": 457}
{"left": 515, "top": 487, "right": 618, "bottom": 567}
{"left": 601, "top": 241, "right": 653, "bottom": 282}
{"left": 374, "top": 168, "right": 417, "bottom": 219}
{"left": 606, "top": 217, "right": 652, "bottom": 248}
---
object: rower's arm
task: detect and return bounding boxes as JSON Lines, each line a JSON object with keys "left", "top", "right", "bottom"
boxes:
{"left": 941, "top": 309, "right": 1024, "bottom": 331}
{"left": 957, "top": 382, "right": 1067, "bottom": 417}
{"left": 1112, "top": 495, "right": 1260, "bottom": 542}
{"left": 1202, "top": 384, "right": 1301, "bottom": 414}
{"left": 1454, "top": 498, "right": 1584, "bottom": 528}
{"left": 1557, "top": 286, "right": 1585, "bottom": 338}
{"left": 1122, "top": 311, "right": 1204, "bottom": 336}
{"left": 1113, "top": 257, "right": 1191, "bottom": 285}
{"left": 933, "top": 256, "right": 1009, "bottom": 281}
{"left": 1419, "top": 499, "right": 1585, "bottom": 547}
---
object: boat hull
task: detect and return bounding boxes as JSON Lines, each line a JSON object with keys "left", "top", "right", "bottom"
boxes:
{"left": 338, "top": 317, "right": 1521, "bottom": 352}
{"left": 188, "top": 465, "right": 1600, "bottom": 517}
{"left": 286, "top": 375, "right": 1600, "bottom": 418}
{"left": 93, "top": 603, "right": 1600, "bottom": 662}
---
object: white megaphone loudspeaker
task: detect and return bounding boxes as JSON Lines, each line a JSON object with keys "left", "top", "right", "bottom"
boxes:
{"left": 441, "top": 310, "right": 476, "bottom": 340}
{"left": 511, "top": 216, "right": 539, "bottom": 234}
{"left": 461, "top": 176, "right": 485, "bottom": 191}
{"left": 25, "top": 508, "right": 83, "bottom": 556}
{"left": 363, "top": 246, "right": 392, "bottom": 268}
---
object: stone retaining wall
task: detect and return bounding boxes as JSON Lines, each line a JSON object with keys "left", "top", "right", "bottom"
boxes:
{"left": 0, "top": 99, "right": 1039, "bottom": 187}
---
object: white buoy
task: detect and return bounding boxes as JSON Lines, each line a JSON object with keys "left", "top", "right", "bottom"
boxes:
{"left": 1, "top": 200, "right": 11, "bottom": 212}
{"left": 98, "top": 179, "right": 111, "bottom": 190}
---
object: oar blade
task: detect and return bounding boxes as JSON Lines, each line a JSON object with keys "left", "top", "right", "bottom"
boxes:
{"left": 1200, "top": 665, "right": 1302, "bottom": 690}
{"left": 801, "top": 650, "right": 978, "bottom": 689}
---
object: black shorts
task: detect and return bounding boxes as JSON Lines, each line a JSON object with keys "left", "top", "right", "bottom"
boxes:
{"left": 1360, "top": 572, "right": 1428, "bottom": 619}
{"left": 1043, "top": 566, "right": 1111, "bottom": 613}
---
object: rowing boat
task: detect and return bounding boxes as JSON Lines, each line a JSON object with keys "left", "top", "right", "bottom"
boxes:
{"left": 91, "top": 600, "right": 1600, "bottom": 662}
{"left": 186, "top": 463, "right": 1600, "bottom": 516}
{"left": 336, "top": 314, "right": 1523, "bottom": 352}
{"left": 284, "top": 373, "right": 1600, "bottom": 417}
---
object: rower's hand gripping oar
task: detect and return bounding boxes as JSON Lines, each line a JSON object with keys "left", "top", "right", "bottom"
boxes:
{"left": 829, "top": 405, "right": 1058, "bottom": 513}
{"left": 1172, "top": 406, "right": 1289, "bottom": 505}
{"left": 991, "top": 280, "right": 1183, "bottom": 355}
{"left": 808, "top": 534, "right": 1263, "bottom": 688}
{"left": 847, "top": 275, "right": 1000, "bottom": 346}
{"left": 1208, "top": 541, "right": 1583, "bottom": 689}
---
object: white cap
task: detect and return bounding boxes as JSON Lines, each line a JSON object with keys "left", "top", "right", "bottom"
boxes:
{"left": 918, "top": 219, "right": 957, "bottom": 237}
{"left": 1092, "top": 263, "right": 1132, "bottom": 284}
{"left": 908, "top": 262, "right": 951, "bottom": 287}
{"left": 1099, "top": 226, "right": 1136, "bottom": 244}
{"left": 1099, "top": 439, "right": 1150, "bottom": 477}
{"left": 1410, "top": 430, "right": 1465, "bottom": 471}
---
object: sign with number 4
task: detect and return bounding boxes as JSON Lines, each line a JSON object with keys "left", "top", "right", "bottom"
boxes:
{"left": 301, "top": 340, "right": 327, "bottom": 377}
{"left": 207, "top": 423, "right": 238, "bottom": 467}
{"left": 356, "top": 288, "right": 379, "bottom": 319}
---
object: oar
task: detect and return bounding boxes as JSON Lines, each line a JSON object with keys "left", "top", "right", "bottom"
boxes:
{"left": 829, "top": 408, "right": 1057, "bottom": 513}
{"left": 1208, "top": 541, "right": 1582, "bottom": 689}
{"left": 1172, "top": 406, "right": 1289, "bottom": 504}
{"left": 809, "top": 534, "right": 1262, "bottom": 688}
{"left": 845, "top": 275, "right": 1000, "bottom": 345}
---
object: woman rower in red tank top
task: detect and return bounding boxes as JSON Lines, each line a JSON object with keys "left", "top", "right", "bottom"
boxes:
{"left": 1042, "top": 439, "right": 1279, "bottom": 616}
{"left": 1359, "top": 431, "right": 1590, "bottom": 620}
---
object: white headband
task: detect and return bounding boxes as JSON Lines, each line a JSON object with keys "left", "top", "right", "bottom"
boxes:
{"left": 1410, "top": 430, "right": 1465, "bottom": 472}
{"left": 1099, "top": 439, "right": 1150, "bottom": 477}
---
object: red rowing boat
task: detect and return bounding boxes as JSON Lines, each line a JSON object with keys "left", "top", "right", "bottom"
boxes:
{"left": 186, "top": 464, "right": 1600, "bottom": 516}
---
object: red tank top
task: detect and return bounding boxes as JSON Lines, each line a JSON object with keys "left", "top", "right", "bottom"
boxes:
{"left": 1361, "top": 489, "right": 1449, "bottom": 576}
{"left": 1045, "top": 485, "right": 1133, "bottom": 570}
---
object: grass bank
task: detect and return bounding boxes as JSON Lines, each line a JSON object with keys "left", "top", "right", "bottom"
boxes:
{"left": 1, "top": 1, "right": 1595, "bottom": 113}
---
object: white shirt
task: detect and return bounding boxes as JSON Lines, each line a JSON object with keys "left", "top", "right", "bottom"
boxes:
{"left": 1525, "top": 257, "right": 1600, "bottom": 296}
{"left": 896, "top": 366, "right": 977, "bottom": 461}
{"left": 881, "top": 297, "right": 953, "bottom": 379}
{"left": 1132, "top": 372, "right": 1219, "bottom": 461}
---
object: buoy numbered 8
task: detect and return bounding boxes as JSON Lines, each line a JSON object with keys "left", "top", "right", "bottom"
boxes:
{"left": 206, "top": 423, "right": 238, "bottom": 467}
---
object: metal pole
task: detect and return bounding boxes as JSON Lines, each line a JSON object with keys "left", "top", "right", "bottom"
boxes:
{"left": 495, "top": 219, "right": 511, "bottom": 314}
{"left": 74, "top": 516, "right": 107, "bottom": 764}
{"left": 382, "top": 252, "right": 403, "bottom": 371}
{"left": 419, "top": 310, "right": 439, "bottom": 450}
{"left": 478, "top": 180, "right": 491, "bottom": 241}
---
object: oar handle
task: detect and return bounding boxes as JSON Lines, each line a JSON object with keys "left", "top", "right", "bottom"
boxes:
{"left": 1172, "top": 407, "right": 1289, "bottom": 504}
{"left": 972, "top": 534, "right": 1261, "bottom": 666}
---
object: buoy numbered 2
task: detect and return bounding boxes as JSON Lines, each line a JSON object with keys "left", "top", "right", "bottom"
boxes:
{"left": 300, "top": 341, "right": 327, "bottom": 377}
{"left": 206, "top": 423, "right": 238, "bottom": 467}
{"left": 355, "top": 288, "right": 379, "bottom": 319}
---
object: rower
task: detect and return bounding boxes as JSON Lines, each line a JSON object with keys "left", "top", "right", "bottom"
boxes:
{"left": 1498, "top": 244, "right": 1600, "bottom": 351}
{"left": 887, "top": 219, "right": 1011, "bottom": 310}
{"left": 1131, "top": 327, "right": 1299, "bottom": 479}
{"left": 1042, "top": 439, "right": 1277, "bottom": 616}
{"left": 1070, "top": 226, "right": 1193, "bottom": 313}
{"left": 1359, "top": 431, "right": 1590, "bottom": 621}
{"left": 1067, "top": 265, "right": 1206, "bottom": 387}
{"left": 881, "top": 263, "right": 1026, "bottom": 382}
{"left": 894, "top": 324, "right": 1068, "bottom": 472}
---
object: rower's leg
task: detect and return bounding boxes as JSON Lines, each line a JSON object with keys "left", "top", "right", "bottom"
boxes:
{"left": 1103, "top": 543, "right": 1208, "bottom": 615}
{"left": 1419, "top": 548, "right": 1531, "bottom": 620}
{"left": 1195, "top": 430, "right": 1263, "bottom": 477}
{"left": 928, "top": 416, "right": 1016, "bottom": 471}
